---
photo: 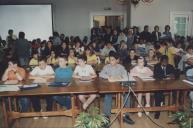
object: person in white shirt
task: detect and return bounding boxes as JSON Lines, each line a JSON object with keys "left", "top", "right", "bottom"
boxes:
{"left": 130, "top": 57, "right": 153, "bottom": 117}
{"left": 73, "top": 55, "right": 97, "bottom": 110}
{"left": 29, "top": 57, "right": 55, "bottom": 119}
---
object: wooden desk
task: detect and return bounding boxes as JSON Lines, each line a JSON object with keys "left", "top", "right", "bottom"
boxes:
{"left": 98, "top": 77, "right": 193, "bottom": 128}
{"left": 1, "top": 77, "right": 193, "bottom": 128}
{"left": 0, "top": 79, "right": 98, "bottom": 128}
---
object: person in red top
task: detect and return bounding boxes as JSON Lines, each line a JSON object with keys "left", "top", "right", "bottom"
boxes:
{"left": 1, "top": 59, "right": 30, "bottom": 112}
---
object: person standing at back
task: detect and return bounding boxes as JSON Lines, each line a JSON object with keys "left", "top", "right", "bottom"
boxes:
{"left": 15, "top": 32, "right": 31, "bottom": 67}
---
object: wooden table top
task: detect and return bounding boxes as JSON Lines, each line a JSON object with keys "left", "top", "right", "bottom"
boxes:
{"left": 0, "top": 76, "right": 193, "bottom": 97}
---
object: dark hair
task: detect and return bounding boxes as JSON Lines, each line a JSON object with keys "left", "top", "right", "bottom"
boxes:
{"left": 109, "top": 51, "right": 119, "bottom": 60}
{"left": 19, "top": 32, "right": 25, "bottom": 39}
{"left": 85, "top": 47, "right": 94, "bottom": 55}
{"left": 58, "top": 55, "right": 68, "bottom": 61}
{"left": 165, "top": 25, "right": 170, "bottom": 30}
{"left": 38, "top": 57, "right": 47, "bottom": 63}
{"left": 8, "top": 29, "right": 13, "bottom": 34}
{"left": 186, "top": 45, "right": 193, "bottom": 51}
{"left": 160, "top": 55, "right": 168, "bottom": 62}
{"left": 77, "top": 55, "right": 87, "bottom": 62}
{"left": 144, "top": 25, "right": 149, "bottom": 30}
{"left": 9, "top": 59, "right": 18, "bottom": 65}
{"left": 154, "top": 25, "right": 159, "bottom": 30}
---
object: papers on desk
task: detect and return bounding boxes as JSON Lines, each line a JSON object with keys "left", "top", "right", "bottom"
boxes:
{"left": 20, "top": 84, "right": 39, "bottom": 90}
{"left": 128, "top": 75, "right": 136, "bottom": 82}
{"left": 0, "top": 85, "right": 20, "bottom": 92}
{"left": 183, "top": 79, "right": 193, "bottom": 86}
{"left": 138, "top": 76, "right": 155, "bottom": 81}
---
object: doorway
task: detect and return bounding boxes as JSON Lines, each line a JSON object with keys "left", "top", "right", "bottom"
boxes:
{"left": 93, "top": 15, "right": 124, "bottom": 29}
{"left": 90, "top": 12, "right": 127, "bottom": 29}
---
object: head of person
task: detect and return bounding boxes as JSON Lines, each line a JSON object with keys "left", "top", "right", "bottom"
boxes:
{"left": 51, "top": 51, "right": 56, "bottom": 58}
{"left": 69, "top": 48, "right": 75, "bottom": 57}
{"left": 38, "top": 57, "right": 47, "bottom": 70}
{"left": 154, "top": 25, "right": 159, "bottom": 32}
{"left": 109, "top": 51, "right": 119, "bottom": 66}
{"left": 186, "top": 45, "right": 193, "bottom": 55}
{"left": 165, "top": 25, "right": 170, "bottom": 32}
{"left": 133, "top": 26, "right": 138, "bottom": 33}
{"left": 160, "top": 55, "right": 169, "bottom": 66}
{"left": 129, "top": 49, "right": 136, "bottom": 58}
{"left": 128, "top": 29, "right": 133, "bottom": 35}
{"left": 77, "top": 55, "right": 87, "bottom": 67}
{"left": 8, "top": 29, "right": 13, "bottom": 35}
{"left": 18, "top": 32, "right": 25, "bottom": 39}
{"left": 119, "top": 31, "right": 125, "bottom": 36}
{"left": 148, "top": 49, "right": 155, "bottom": 58}
{"left": 8, "top": 59, "right": 18, "bottom": 69}
{"left": 113, "top": 29, "right": 118, "bottom": 35}
{"left": 32, "top": 52, "right": 38, "bottom": 59}
{"left": 47, "top": 41, "right": 53, "bottom": 48}
{"left": 144, "top": 25, "right": 149, "bottom": 32}
{"left": 75, "top": 41, "right": 81, "bottom": 48}
{"left": 106, "top": 42, "right": 113, "bottom": 49}
{"left": 58, "top": 55, "right": 68, "bottom": 67}
{"left": 120, "top": 40, "right": 127, "bottom": 49}
{"left": 61, "top": 41, "right": 68, "bottom": 49}
{"left": 85, "top": 47, "right": 94, "bottom": 56}
{"left": 137, "top": 56, "right": 145, "bottom": 67}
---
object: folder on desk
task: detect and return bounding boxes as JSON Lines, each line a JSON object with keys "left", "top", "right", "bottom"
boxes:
{"left": 48, "top": 82, "right": 70, "bottom": 87}
{"left": 183, "top": 79, "right": 193, "bottom": 86}
{"left": 20, "top": 84, "right": 40, "bottom": 90}
{"left": 0, "top": 85, "right": 20, "bottom": 92}
{"left": 138, "top": 76, "right": 155, "bottom": 81}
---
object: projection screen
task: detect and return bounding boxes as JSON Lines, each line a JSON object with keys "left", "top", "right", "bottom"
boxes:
{"left": 0, "top": 5, "right": 53, "bottom": 41}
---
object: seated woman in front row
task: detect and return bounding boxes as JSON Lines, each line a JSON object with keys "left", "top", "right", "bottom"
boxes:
{"left": 72, "top": 55, "right": 97, "bottom": 110}
{"left": 130, "top": 56, "right": 153, "bottom": 117}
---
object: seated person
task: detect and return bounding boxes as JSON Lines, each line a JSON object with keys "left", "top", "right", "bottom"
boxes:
{"left": 130, "top": 57, "right": 153, "bottom": 117}
{"left": 84, "top": 47, "right": 97, "bottom": 65}
{"left": 99, "top": 51, "right": 135, "bottom": 125}
{"left": 100, "top": 42, "right": 116, "bottom": 59}
{"left": 146, "top": 49, "right": 158, "bottom": 66}
{"left": 124, "top": 49, "right": 138, "bottom": 67}
{"left": 53, "top": 55, "right": 73, "bottom": 109}
{"left": 154, "top": 55, "right": 175, "bottom": 119}
{"left": 1, "top": 59, "right": 29, "bottom": 112}
{"left": 29, "top": 52, "right": 38, "bottom": 67}
{"left": 73, "top": 55, "right": 97, "bottom": 110}
{"left": 178, "top": 45, "right": 193, "bottom": 71}
{"left": 47, "top": 50, "right": 58, "bottom": 67}
{"left": 186, "top": 68, "right": 193, "bottom": 111}
{"left": 68, "top": 48, "right": 77, "bottom": 68}
{"left": 29, "top": 57, "right": 55, "bottom": 119}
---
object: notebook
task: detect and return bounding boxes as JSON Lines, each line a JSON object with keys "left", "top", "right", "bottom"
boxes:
{"left": 48, "top": 82, "right": 70, "bottom": 87}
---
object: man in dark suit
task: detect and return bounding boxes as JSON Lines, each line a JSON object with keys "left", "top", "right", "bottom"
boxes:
{"left": 151, "top": 25, "right": 161, "bottom": 44}
{"left": 140, "top": 25, "right": 152, "bottom": 43}
{"left": 154, "top": 55, "right": 175, "bottom": 119}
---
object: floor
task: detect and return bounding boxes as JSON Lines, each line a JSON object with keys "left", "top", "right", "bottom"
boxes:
{"left": 0, "top": 112, "right": 178, "bottom": 128}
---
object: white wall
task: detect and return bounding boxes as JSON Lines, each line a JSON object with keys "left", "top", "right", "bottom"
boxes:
{"left": 0, "top": 0, "right": 127, "bottom": 40}
{"left": 0, "top": 5, "right": 52, "bottom": 40}
{"left": 131, "top": 0, "right": 193, "bottom": 34}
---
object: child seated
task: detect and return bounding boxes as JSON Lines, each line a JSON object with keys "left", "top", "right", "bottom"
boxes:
{"left": 29, "top": 57, "right": 55, "bottom": 119}
{"left": 29, "top": 52, "right": 38, "bottom": 67}
{"left": 130, "top": 57, "right": 153, "bottom": 117}
{"left": 73, "top": 55, "right": 97, "bottom": 110}
{"left": 53, "top": 55, "right": 73, "bottom": 109}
